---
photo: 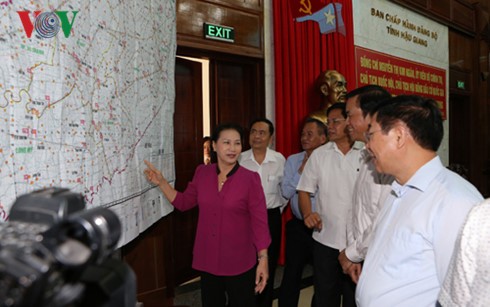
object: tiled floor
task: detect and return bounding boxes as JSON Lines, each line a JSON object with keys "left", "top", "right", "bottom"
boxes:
{"left": 272, "top": 285, "right": 314, "bottom": 307}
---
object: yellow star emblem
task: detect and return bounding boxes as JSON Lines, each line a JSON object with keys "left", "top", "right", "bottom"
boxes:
{"left": 324, "top": 9, "right": 335, "bottom": 25}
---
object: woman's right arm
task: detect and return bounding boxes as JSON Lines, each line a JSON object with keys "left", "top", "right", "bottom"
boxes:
{"left": 144, "top": 160, "right": 177, "bottom": 202}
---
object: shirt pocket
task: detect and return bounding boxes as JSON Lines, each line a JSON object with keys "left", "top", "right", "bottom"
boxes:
{"left": 265, "top": 175, "right": 279, "bottom": 194}
{"left": 382, "top": 228, "right": 430, "bottom": 279}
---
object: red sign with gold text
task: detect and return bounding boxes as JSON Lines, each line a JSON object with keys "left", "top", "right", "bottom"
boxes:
{"left": 355, "top": 46, "right": 447, "bottom": 119}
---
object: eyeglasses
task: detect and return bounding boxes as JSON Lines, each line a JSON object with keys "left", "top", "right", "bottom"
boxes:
{"left": 326, "top": 118, "right": 346, "bottom": 127}
{"left": 364, "top": 129, "right": 383, "bottom": 142}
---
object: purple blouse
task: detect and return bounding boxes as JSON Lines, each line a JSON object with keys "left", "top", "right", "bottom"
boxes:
{"left": 172, "top": 163, "right": 271, "bottom": 276}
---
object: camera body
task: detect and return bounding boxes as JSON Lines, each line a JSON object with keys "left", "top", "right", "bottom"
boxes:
{"left": 0, "top": 188, "right": 136, "bottom": 307}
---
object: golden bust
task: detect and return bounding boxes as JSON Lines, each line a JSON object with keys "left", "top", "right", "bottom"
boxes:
{"left": 309, "top": 70, "right": 347, "bottom": 124}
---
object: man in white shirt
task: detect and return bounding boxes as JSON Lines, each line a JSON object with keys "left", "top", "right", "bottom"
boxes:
{"left": 356, "top": 95, "right": 483, "bottom": 307}
{"left": 438, "top": 198, "right": 490, "bottom": 307}
{"left": 240, "top": 118, "right": 286, "bottom": 307}
{"left": 338, "top": 85, "right": 393, "bottom": 284}
{"left": 298, "top": 103, "right": 363, "bottom": 307}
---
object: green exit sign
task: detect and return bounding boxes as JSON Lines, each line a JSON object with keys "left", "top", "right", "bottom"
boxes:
{"left": 457, "top": 80, "right": 465, "bottom": 89}
{"left": 204, "top": 23, "right": 235, "bottom": 43}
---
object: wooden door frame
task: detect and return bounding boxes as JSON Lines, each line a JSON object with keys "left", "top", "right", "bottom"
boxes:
{"left": 177, "top": 46, "right": 265, "bottom": 134}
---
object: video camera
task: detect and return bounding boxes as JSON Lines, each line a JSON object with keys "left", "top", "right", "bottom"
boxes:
{"left": 0, "top": 188, "right": 136, "bottom": 307}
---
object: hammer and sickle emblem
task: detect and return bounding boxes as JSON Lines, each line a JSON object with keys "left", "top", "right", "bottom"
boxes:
{"left": 299, "top": 0, "right": 312, "bottom": 15}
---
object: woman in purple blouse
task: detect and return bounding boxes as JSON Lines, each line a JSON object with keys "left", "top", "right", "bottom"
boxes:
{"left": 144, "top": 123, "right": 271, "bottom": 307}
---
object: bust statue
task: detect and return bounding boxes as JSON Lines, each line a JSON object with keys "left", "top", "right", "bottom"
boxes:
{"left": 309, "top": 70, "right": 347, "bottom": 124}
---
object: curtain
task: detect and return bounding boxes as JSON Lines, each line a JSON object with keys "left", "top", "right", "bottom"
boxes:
{"left": 273, "top": 0, "right": 355, "bottom": 157}
{"left": 273, "top": 0, "right": 355, "bottom": 264}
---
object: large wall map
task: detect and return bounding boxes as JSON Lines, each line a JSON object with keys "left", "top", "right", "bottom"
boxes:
{"left": 0, "top": 0, "right": 176, "bottom": 245}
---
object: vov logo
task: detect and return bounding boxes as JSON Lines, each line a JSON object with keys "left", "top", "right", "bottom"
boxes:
{"left": 17, "top": 11, "right": 79, "bottom": 38}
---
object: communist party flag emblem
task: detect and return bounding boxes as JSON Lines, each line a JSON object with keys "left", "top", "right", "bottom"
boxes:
{"left": 289, "top": 1, "right": 346, "bottom": 36}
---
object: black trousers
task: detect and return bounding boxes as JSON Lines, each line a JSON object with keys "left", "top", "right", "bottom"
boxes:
{"left": 278, "top": 217, "right": 314, "bottom": 307}
{"left": 256, "top": 207, "right": 282, "bottom": 307}
{"left": 200, "top": 267, "right": 255, "bottom": 307}
{"left": 312, "top": 241, "right": 356, "bottom": 307}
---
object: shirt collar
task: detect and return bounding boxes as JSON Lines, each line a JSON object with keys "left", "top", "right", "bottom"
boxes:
{"left": 391, "top": 156, "right": 443, "bottom": 197}
{"left": 360, "top": 147, "right": 372, "bottom": 161}
{"left": 240, "top": 149, "right": 253, "bottom": 161}
{"left": 262, "top": 147, "right": 276, "bottom": 163}
{"left": 248, "top": 147, "right": 276, "bottom": 164}
{"left": 216, "top": 162, "right": 240, "bottom": 177}
{"left": 328, "top": 140, "right": 364, "bottom": 153}
{"left": 352, "top": 141, "right": 365, "bottom": 150}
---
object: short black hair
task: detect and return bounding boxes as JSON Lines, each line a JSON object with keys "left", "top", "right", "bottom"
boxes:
{"left": 211, "top": 123, "right": 244, "bottom": 143}
{"left": 303, "top": 117, "right": 327, "bottom": 136}
{"left": 346, "top": 85, "right": 391, "bottom": 117}
{"left": 373, "top": 95, "right": 443, "bottom": 151}
{"left": 326, "top": 102, "right": 347, "bottom": 118}
{"left": 249, "top": 118, "right": 274, "bottom": 136}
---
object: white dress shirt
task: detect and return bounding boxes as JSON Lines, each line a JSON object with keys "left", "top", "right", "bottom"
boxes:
{"left": 345, "top": 148, "right": 394, "bottom": 262}
{"left": 438, "top": 198, "right": 490, "bottom": 307}
{"left": 297, "top": 141, "right": 363, "bottom": 250}
{"left": 240, "top": 147, "right": 287, "bottom": 210}
{"left": 356, "top": 156, "right": 483, "bottom": 307}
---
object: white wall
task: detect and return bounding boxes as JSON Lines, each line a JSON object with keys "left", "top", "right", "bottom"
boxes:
{"left": 353, "top": 0, "right": 450, "bottom": 164}
{"left": 264, "top": 0, "right": 276, "bottom": 148}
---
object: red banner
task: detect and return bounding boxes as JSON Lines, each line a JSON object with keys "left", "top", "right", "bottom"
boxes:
{"left": 288, "top": 0, "right": 330, "bottom": 18}
{"left": 355, "top": 46, "right": 447, "bottom": 119}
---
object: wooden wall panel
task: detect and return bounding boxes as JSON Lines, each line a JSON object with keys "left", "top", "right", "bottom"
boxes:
{"left": 478, "top": 40, "right": 490, "bottom": 197}
{"left": 449, "top": 31, "right": 474, "bottom": 70}
{"left": 177, "top": 0, "right": 264, "bottom": 57}
{"left": 430, "top": 1, "right": 450, "bottom": 19}
{"left": 392, "top": 0, "right": 476, "bottom": 34}
{"left": 122, "top": 217, "right": 173, "bottom": 307}
{"left": 452, "top": 1, "right": 476, "bottom": 32}
{"left": 448, "top": 94, "right": 471, "bottom": 178}
{"left": 410, "top": 0, "right": 428, "bottom": 7}
{"left": 204, "top": 0, "right": 262, "bottom": 11}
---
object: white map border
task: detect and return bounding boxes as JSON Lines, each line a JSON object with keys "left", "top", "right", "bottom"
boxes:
{"left": 0, "top": 0, "right": 176, "bottom": 245}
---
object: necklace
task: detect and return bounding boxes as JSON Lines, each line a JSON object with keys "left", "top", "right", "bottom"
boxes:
{"left": 217, "top": 165, "right": 233, "bottom": 187}
{"left": 218, "top": 175, "right": 227, "bottom": 186}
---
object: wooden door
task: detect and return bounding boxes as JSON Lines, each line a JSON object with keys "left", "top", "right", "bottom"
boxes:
{"left": 210, "top": 57, "right": 264, "bottom": 148}
{"left": 448, "top": 93, "right": 471, "bottom": 179}
{"left": 169, "top": 52, "right": 264, "bottom": 289}
{"left": 172, "top": 57, "right": 203, "bottom": 286}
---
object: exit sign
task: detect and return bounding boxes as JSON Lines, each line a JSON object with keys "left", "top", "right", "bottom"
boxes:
{"left": 457, "top": 80, "right": 465, "bottom": 89}
{"left": 204, "top": 23, "right": 235, "bottom": 43}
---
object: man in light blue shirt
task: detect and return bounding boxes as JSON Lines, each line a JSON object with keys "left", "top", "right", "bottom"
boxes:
{"left": 278, "top": 118, "right": 327, "bottom": 307}
{"left": 356, "top": 95, "right": 483, "bottom": 307}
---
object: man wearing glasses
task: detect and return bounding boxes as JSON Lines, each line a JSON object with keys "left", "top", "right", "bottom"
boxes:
{"left": 356, "top": 95, "right": 483, "bottom": 307}
{"left": 298, "top": 103, "right": 362, "bottom": 307}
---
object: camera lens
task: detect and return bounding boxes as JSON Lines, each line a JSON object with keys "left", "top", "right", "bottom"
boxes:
{"left": 57, "top": 207, "right": 121, "bottom": 265}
